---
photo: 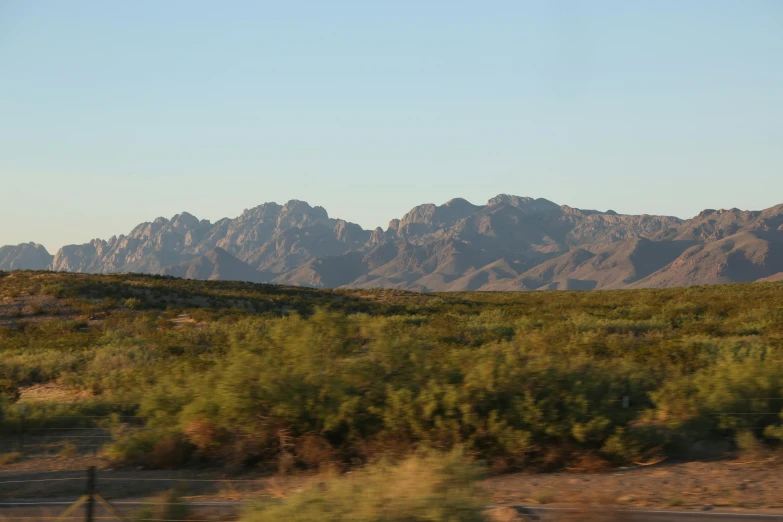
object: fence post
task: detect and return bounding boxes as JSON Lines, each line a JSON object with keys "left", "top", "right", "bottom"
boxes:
{"left": 86, "top": 466, "right": 96, "bottom": 522}
{"left": 18, "top": 402, "right": 25, "bottom": 452}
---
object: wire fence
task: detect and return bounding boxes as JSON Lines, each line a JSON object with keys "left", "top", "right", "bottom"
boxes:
{"left": 0, "top": 403, "right": 254, "bottom": 520}
{"left": 0, "top": 467, "right": 254, "bottom": 521}
{"left": 0, "top": 402, "right": 148, "bottom": 457}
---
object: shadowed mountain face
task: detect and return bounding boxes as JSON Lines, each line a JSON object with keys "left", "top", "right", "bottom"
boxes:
{"left": 4, "top": 195, "right": 783, "bottom": 291}
{"left": 160, "top": 247, "right": 268, "bottom": 283}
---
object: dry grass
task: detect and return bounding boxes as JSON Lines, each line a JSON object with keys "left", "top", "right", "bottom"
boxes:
{"left": 57, "top": 441, "right": 79, "bottom": 458}
{"left": 19, "top": 382, "right": 95, "bottom": 403}
{"left": 529, "top": 492, "right": 557, "bottom": 504}
{"left": 0, "top": 451, "right": 22, "bottom": 465}
{"left": 565, "top": 453, "right": 613, "bottom": 473}
{"left": 485, "top": 506, "right": 525, "bottom": 521}
{"left": 240, "top": 450, "right": 488, "bottom": 521}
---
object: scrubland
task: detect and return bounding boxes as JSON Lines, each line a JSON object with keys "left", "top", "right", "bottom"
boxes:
{"left": 2, "top": 270, "right": 783, "bottom": 519}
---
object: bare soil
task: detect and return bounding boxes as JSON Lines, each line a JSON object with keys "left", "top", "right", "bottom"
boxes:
{"left": 484, "top": 457, "right": 783, "bottom": 512}
{"left": 19, "top": 383, "right": 96, "bottom": 403}
{"left": 0, "top": 294, "right": 68, "bottom": 327}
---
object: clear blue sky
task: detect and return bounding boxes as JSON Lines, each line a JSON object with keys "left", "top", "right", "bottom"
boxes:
{"left": 2, "top": 1, "right": 782, "bottom": 252}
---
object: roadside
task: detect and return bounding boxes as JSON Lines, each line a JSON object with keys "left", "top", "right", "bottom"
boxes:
{"left": 485, "top": 458, "right": 783, "bottom": 513}
{"left": 4, "top": 454, "right": 783, "bottom": 519}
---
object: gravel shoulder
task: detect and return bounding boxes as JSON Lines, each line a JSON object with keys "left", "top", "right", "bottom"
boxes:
{"left": 485, "top": 458, "right": 783, "bottom": 513}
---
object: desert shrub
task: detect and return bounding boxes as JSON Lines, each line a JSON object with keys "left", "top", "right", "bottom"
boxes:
{"left": 240, "top": 449, "right": 487, "bottom": 522}
{"left": 295, "top": 435, "right": 340, "bottom": 470}
{"left": 124, "top": 297, "right": 143, "bottom": 310}
{"left": 40, "top": 283, "right": 71, "bottom": 298}
{"left": 735, "top": 430, "right": 761, "bottom": 455}
{"left": 106, "top": 429, "right": 191, "bottom": 469}
{"left": 58, "top": 442, "right": 78, "bottom": 458}
{"left": 0, "top": 452, "right": 21, "bottom": 466}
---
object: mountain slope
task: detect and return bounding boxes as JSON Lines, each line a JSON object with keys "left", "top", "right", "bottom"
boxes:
{"left": 509, "top": 238, "right": 697, "bottom": 291}
{"left": 630, "top": 231, "right": 783, "bottom": 288}
{"left": 160, "top": 247, "right": 267, "bottom": 282}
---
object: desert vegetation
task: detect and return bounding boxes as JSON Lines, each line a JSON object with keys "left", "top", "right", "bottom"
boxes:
{"left": 1, "top": 270, "right": 783, "bottom": 472}
{"left": 240, "top": 449, "right": 488, "bottom": 521}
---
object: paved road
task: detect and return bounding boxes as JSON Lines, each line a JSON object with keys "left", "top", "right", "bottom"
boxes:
{"left": 520, "top": 506, "right": 783, "bottom": 521}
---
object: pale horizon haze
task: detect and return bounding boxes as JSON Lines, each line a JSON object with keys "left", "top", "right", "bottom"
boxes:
{"left": 2, "top": 1, "right": 782, "bottom": 252}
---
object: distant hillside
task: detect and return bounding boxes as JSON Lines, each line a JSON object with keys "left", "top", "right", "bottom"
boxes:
{"left": 3, "top": 196, "right": 783, "bottom": 291}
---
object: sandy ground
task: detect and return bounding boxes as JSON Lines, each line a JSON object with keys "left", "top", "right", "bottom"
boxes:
{"left": 485, "top": 457, "right": 783, "bottom": 512}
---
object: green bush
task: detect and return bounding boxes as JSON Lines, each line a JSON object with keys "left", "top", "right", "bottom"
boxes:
{"left": 124, "top": 297, "right": 143, "bottom": 310}
{"left": 105, "top": 428, "right": 191, "bottom": 469}
{"left": 40, "top": 283, "right": 71, "bottom": 298}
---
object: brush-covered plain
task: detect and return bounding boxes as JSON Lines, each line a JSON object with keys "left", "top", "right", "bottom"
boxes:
{"left": 1, "top": 270, "right": 782, "bottom": 471}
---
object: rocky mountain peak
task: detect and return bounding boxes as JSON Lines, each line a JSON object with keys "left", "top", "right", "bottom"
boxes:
{"left": 171, "top": 211, "right": 200, "bottom": 230}
{"left": 487, "top": 194, "right": 559, "bottom": 213}
{"left": 241, "top": 202, "right": 283, "bottom": 220}
{"left": 0, "top": 242, "right": 53, "bottom": 271}
{"left": 5, "top": 194, "right": 783, "bottom": 293}
{"left": 397, "top": 199, "right": 485, "bottom": 241}
{"left": 368, "top": 227, "right": 385, "bottom": 244}
{"left": 334, "top": 219, "right": 369, "bottom": 244}
{"left": 281, "top": 199, "right": 328, "bottom": 218}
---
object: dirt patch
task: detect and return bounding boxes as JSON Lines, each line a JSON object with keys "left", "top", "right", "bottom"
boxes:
{"left": 0, "top": 295, "right": 64, "bottom": 327}
{"left": 19, "top": 383, "right": 95, "bottom": 403}
{"left": 484, "top": 458, "right": 783, "bottom": 511}
{"left": 170, "top": 314, "right": 209, "bottom": 329}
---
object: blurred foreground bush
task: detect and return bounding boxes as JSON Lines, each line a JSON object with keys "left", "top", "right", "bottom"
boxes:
{"left": 241, "top": 449, "right": 488, "bottom": 522}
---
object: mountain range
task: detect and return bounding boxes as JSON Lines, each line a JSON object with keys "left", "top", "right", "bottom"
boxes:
{"left": 3, "top": 195, "right": 783, "bottom": 291}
